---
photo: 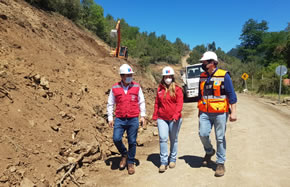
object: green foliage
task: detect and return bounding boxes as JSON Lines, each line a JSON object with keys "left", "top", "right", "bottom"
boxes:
{"left": 174, "top": 38, "right": 190, "bottom": 55}
{"left": 80, "top": 0, "right": 106, "bottom": 39}
{"left": 25, "top": 0, "right": 81, "bottom": 21}
{"left": 229, "top": 19, "right": 290, "bottom": 94}
{"left": 282, "top": 33, "right": 290, "bottom": 70}
{"left": 139, "top": 56, "right": 154, "bottom": 69}
{"left": 240, "top": 19, "right": 268, "bottom": 49}
{"left": 187, "top": 44, "right": 206, "bottom": 64}
{"left": 238, "top": 19, "right": 268, "bottom": 62}
{"left": 208, "top": 41, "right": 216, "bottom": 51}
{"left": 25, "top": 0, "right": 193, "bottom": 67}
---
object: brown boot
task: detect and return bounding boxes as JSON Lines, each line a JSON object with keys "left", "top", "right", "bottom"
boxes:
{"left": 202, "top": 149, "right": 215, "bottom": 166}
{"left": 128, "top": 163, "right": 135, "bottom": 175}
{"left": 119, "top": 155, "right": 127, "bottom": 170}
{"left": 215, "top": 164, "right": 225, "bottom": 177}
{"left": 169, "top": 162, "right": 176, "bottom": 169}
{"left": 159, "top": 165, "right": 167, "bottom": 173}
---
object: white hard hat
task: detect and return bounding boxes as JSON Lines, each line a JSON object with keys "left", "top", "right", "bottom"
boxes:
{"left": 199, "top": 51, "right": 218, "bottom": 62}
{"left": 162, "top": 66, "right": 174, "bottom": 76}
{"left": 119, "top": 64, "right": 134, "bottom": 74}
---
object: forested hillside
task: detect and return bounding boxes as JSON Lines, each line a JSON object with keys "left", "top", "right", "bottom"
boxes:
{"left": 25, "top": 0, "right": 290, "bottom": 94}
{"left": 187, "top": 20, "right": 290, "bottom": 94}
{"left": 25, "top": 0, "right": 190, "bottom": 66}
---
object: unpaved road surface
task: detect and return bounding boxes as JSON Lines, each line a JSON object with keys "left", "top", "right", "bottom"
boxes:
{"left": 88, "top": 94, "right": 290, "bottom": 187}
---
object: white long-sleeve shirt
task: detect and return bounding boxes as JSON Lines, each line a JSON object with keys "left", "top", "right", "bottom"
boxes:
{"left": 107, "top": 82, "right": 146, "bottom": 121}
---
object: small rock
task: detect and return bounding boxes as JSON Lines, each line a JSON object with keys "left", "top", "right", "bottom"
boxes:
{"left": 40, "top": 77, "right": 49, "bottom": 89}
{"left": 33, "top": 74, "right": 41, "bottom": 84}
{"left": 28, "top": 120, "right": 36, "bottom": 127}
{"left": 17, "top": 169, "right": 25, "bottom": 177}
{"left": 20, "top": 177, "right": 34, "bottom": 187}
{"left": 0, "top": 175, "right": 8, "bottom": 183}
{"left": 138, "top": 127, "right": 144, "bottom": 133}
{"left": 50, "top": 126, "right": 59, "bottom": 132}
{"left": 153, "top": 131, "right": 159, "bottom": 136}
{"left": 33, "top": 150, "right": 39, "bottom": 155}
{"left": 9, "top": 166, "right": 17, "bottom": 172}
{"left": 59, "top": 111, "right": 66, "bottom": 117}
{"left": 67, "top": 157, "right": 76, "bottom": 163}
{"left": 0, "top": 70, "right": 7, "bottom": 78}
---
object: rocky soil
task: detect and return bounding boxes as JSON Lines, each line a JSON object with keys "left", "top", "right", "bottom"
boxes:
{"left": 0, "top": 0, "right": 160, "bottom": 186}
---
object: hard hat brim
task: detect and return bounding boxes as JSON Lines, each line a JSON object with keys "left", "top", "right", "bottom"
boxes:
{"left": 120, "top": 71, "right": 134, "bottom": 75}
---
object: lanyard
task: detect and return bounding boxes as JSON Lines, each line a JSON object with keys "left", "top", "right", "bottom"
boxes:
{"left": 206, "top": 68, "right": 218, "bottom": 84}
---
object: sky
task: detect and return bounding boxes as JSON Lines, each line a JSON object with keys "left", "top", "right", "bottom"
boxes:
{"left": 95, "top": 0, "right": 289, "bottom": 52}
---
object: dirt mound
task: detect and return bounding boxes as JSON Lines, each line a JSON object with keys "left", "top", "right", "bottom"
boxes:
{"left": 0, "top": 0, "right": 157, "bottom": 186}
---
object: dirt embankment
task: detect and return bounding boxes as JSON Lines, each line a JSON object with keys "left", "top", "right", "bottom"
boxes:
{"left": 0, "top": 0, "right": 157, "bottom": 186}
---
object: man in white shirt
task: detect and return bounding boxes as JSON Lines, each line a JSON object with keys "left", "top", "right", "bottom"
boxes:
{"left": 107, "top": 64, "right": 146, "bottom": 175}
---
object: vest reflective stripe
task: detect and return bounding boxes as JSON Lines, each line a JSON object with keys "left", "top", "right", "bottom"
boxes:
{"left": 198, "top": 69, "right": 229, "bottom": 113}
{"left": 200, "top": 77, "right": 225, "bottom": 82}
{"left": 112, "top": 82, "right": 140, "bottom": 118}
{"left": 202, "top": 95, "right": 227, "bottom": 99}
{"left": 112, "top": 85, "right": 122, "bottom": 89}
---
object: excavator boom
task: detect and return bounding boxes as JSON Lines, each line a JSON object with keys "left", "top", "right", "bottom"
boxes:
{"left": 110, "top": 20, "right": 128, "bottom": 60}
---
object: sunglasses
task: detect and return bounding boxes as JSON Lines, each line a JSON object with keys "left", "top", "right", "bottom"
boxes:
{"left": 202, "top": 60, "right": 213, "bottom": 64}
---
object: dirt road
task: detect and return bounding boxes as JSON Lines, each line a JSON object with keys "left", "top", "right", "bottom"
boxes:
{"left": 86, "top": 94, "right": 290, "bottom": 187}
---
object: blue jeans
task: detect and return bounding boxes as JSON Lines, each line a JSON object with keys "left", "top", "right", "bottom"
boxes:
{"left": 199, "top": 112, "right": 228, "bottom": 164}
{"left": 113, "top": 117, "right": 139, "bottom": 164}
{"left": 157, "top": 118, "right": 182, "bottom": 165}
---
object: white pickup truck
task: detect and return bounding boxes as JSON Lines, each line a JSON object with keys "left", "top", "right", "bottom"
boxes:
{"left": 181, "top": 63, "right": 204, "bottom": 100}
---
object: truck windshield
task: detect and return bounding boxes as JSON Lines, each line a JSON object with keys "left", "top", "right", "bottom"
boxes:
{"left": 187, "top": 65, "right": 204, "bottom": 78}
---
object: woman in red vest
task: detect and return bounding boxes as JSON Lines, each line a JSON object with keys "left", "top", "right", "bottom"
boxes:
{"left": 152, "top": 66, "right": 184, "bottom": 173}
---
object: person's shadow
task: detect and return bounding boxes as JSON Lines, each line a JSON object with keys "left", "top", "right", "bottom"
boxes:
{"left": 146, "top": 153, "right": 160, "bottom": 168}
{"left": 105, "top": 156, "right": 140, "bottom": 170}
{"left": 179, "top": 155, "right": 216, "bottom": 171}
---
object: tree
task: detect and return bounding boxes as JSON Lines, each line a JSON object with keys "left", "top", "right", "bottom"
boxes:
{"left": 208, "top": 41, "right": 216, "bottom": 51}
{"left": 187, "top": 44, "right": 206, "bottom": 64}
{"left": 227, "top": 48, "right": 239, "bottom": 58}
{"left": 238, "top": 19, "right": 268, "bottom": 62}
{"left": 62, "top": 0, "right": 81, "bottom": 21}
{"left": 258, "top": 31, "right": 288, "bottom": 66}
{"left": 173, "top": 37, "right": 190, "bottom": 55}
{"left": 282, "top": 33, "right": 290, "bottom": 69}
{"left": 81, "top": 0, "right": 106, "bottom": 39}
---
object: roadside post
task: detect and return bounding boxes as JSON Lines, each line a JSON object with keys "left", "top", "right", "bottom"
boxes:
{"left": 275, "top": 65, "right": 287, "bottom": 104}
{"left": 241, "top": 73, "right": 249, "bottom": 92}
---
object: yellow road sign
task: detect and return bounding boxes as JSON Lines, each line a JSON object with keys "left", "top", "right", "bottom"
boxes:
{"left": 241, "top": 73, "right": 249, "bottom": 80}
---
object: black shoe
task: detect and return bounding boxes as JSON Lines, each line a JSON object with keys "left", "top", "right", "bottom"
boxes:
{"left": 202, "top": 149, "right": 215, "bottom": 166}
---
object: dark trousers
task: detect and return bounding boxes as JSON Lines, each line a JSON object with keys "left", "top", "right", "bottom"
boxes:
{"left": 113, "top": 117, "right": 139, "bottom": 164}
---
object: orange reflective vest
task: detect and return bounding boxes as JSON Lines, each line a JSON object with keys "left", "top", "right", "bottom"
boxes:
{"left": 198, "top": 69, "right": 229, "bottom": 113}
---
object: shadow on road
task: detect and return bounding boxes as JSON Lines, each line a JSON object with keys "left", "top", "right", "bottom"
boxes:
{"left": 179, "top": 155, "right": 217, "bottom": 171}
{"left": 105, "top": 156, "right": 140, "bottom": 170}
{"left": 147, "top": 153, "right": 160, "bottom": 168}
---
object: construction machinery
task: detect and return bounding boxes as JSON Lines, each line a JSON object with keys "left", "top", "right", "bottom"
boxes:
{"left": 110, "top": 20, "right": 128, "bottom": 60}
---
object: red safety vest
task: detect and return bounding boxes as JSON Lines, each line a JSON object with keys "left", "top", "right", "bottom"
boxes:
{"left": 112, "top": 81, "right": 140, "bottom": 118}
{"left": 198, "top": 69, "right": 229, "bottom": 113}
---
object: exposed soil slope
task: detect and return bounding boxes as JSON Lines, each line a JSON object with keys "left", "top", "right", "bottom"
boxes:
{"left": 0, "top": 0, "right": 156, "bottom": 186}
